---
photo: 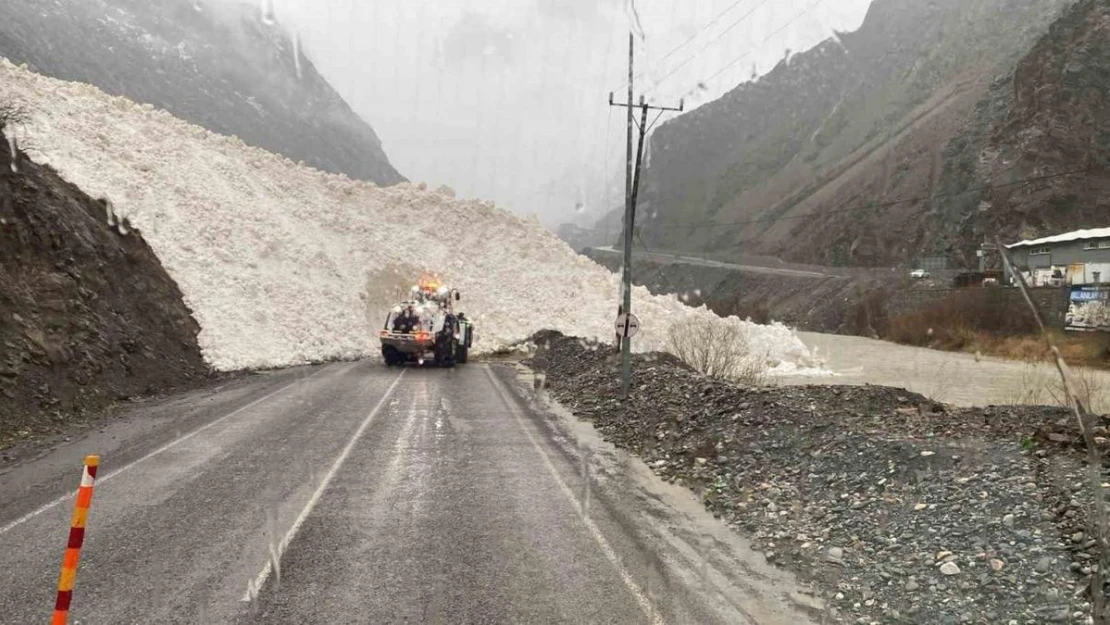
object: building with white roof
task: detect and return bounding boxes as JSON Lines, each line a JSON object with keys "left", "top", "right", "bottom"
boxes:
{"left": 1007, "top": 227, "right": 1110, "bottom": 286}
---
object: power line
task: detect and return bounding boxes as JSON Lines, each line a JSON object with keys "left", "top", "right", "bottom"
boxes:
{"left": 583, "top": 166, "right": 1096, "bottom": 234}
{"left": 613, "top": 0, "right": 752, "bottom": 92}
{"left": 698, "top": 0, "right": 824, "bottom": 90}
{"left": 661, "top": 0, "right": 749, "bottom": 65}
{"left": 648, "top": 0, "right": 774, "bottom": 93}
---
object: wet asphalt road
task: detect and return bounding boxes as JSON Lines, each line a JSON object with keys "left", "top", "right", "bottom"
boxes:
{"left": 0, "top": 361, "right": 818, "bottom": 624}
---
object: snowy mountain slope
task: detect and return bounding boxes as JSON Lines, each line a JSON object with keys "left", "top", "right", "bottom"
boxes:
{"left": 0, "top": 0, "right": 403, "bottom": 185}
{"left": 0, "top": 58, "right": 820, "bottom": 375}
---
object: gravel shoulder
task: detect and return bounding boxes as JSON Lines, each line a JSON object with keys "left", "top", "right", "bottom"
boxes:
{"left": 528, "top": 331, "right": 1103, "bottom": 625}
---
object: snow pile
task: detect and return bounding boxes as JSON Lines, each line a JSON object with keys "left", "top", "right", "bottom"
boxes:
{"left": 0, "top": 58, "right": 824, "bottom": 374}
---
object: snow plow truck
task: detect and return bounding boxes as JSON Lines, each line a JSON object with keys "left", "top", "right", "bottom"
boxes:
{"left": 379, "top": 277, "right": 474, "bottom": 367}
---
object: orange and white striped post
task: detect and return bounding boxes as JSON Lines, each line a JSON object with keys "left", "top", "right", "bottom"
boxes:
{"left": 51, "top": 455, "right": 100, "bottom": 625}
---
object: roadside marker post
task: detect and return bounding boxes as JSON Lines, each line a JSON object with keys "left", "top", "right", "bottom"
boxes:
{"left": 52, "top": 455, "right": 100, "bottom": 625}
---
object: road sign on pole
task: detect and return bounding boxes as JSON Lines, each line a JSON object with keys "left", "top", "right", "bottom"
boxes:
{"left": 608, "top": 36, "right": 682, "bottom": 399}
{"left": 615, "top": 312, "right": 641, "bottom": 338}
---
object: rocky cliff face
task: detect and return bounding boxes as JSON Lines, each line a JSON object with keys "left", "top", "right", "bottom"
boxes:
{"left": 975, "top": 0, "right": 1110, "bottom": 245}
{"left": 0, "top": 0, "right": 403, "bottom": 185}
{"left": 637, "top": 0, "right": 1084, "bottom": 267}
{"left": 0, "top": 123, "right": 208, "bottom": 447}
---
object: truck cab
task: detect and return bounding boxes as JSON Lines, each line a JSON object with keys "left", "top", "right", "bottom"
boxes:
{"left": 379, "top": 281, "right": 473, "bottom": 367}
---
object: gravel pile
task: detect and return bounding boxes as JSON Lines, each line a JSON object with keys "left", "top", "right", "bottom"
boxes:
{"left": 527, "top": 331, "right": 1106, "bottom": 625}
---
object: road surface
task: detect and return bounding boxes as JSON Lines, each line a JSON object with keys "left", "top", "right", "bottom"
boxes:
{"left": 0, "top": 361, "right": 818, "bottom": 624}
{"left": 591, "top": 246, "right": 840, "bottom": 280}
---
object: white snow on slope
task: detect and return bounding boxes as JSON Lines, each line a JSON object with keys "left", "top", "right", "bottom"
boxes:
{"left": 0, "top": 58, "right": 823, "bottom": 375}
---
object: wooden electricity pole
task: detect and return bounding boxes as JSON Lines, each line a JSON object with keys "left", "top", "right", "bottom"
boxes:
{"left": 608, "top": 33, "right": 684, "bottom": 398}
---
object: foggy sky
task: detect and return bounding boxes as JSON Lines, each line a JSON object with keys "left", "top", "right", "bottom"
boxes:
{"left": 216, "top": 0, "right": 873, "bottom": 226}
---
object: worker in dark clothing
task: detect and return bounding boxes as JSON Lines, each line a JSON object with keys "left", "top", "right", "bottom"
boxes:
{"left": 392, "top": 304, "right": 420, "bottom": 333}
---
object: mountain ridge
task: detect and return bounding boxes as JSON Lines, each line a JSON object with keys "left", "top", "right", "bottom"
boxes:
{"left": 0, "top": 0, "right": 404, "bottom": 185}
{"left": 636, "top": 0, "right": 1100, "bottom": 268}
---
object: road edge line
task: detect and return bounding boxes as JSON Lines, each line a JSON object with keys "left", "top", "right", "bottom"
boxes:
{"left": 242, "top": 368, "right": 406, "bottom": 602}
{"left": 0, "top": 363, "right": 344, "bottom": 537}
{"left": 483, "top": 366, "right": 665, "bottom": 625}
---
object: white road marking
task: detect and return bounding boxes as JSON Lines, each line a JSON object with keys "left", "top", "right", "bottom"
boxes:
{"left": 0, "top": 363, "right": 344, "bottom": 536}
{"left": 483, "top": 367, "right": 665, "bottom": 625}
{"left": 242, "top": 369, "right": 406, "bottom": 601}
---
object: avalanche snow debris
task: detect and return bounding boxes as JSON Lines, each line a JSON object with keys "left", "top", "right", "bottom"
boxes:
{"left": 0, "top": 58, "right": 823, "bottom": 373}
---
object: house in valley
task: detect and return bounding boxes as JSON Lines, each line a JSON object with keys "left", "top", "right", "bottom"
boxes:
{"left": 1006, "top": 227, "right": 1110, "bottom": 287}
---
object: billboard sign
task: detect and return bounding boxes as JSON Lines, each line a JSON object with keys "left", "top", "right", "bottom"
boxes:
{"left": 1066, "top": 285, "right": 1110, "bottom": 332}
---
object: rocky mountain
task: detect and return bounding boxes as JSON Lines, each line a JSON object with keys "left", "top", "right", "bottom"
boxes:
{"left": 969, "top": 0, "right": 1110, "bottom": 248}
{"left": 0, "top": 120, "right": 208, "bottom": 447}
{"left": 637, "top": 0, "right": 1105, "bottom": 268}
{"left": 0, "top": 0, "right": 404, "bottom": 185}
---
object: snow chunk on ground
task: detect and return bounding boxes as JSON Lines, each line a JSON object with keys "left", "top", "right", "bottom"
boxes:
{"left": 0, "top": 58, "right": 823, "bottom": 374}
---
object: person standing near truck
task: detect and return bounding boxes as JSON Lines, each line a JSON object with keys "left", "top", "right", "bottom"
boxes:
{"left": 392, "top": 304, "right": 420, "bottom": 333}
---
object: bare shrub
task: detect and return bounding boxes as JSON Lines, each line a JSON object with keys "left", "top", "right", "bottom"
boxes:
{"left": 1005, "top": 362, "right": 1054, "bottom": 407}
{"left": 1004, "top": 361, "right": 1110, "bottom": 414}
{"left": 887, "top": 288, "right": 1041, "bottom": 349}
{"left": 666, "top": 317, "right": 768, "bottom": 385}
{"left": 1044, "top": 365, "right": 1110, "bottom": 415}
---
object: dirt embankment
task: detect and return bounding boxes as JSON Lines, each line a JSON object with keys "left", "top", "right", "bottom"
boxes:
{"left": 529, "top": 330, "right": 1103, "bottom": 624}
{"left": 0, "top": 123, "right": 209, "bottom": 450}
{"left": 586, "top": 250, "right": 893, "bottom": 335}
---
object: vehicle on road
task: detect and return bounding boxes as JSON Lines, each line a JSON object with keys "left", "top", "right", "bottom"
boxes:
{"left": 1046, "top": 269, "right": 1065, "bottom": 288}
{"left": 910, "top": 268, "right": 931, "bottom": 279}
{"left": 379, "top": 277, "right": 473, "bottom": 367}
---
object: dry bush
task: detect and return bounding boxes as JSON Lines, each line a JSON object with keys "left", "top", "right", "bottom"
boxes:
{"left": 666, "top": 317, "right": 768, "bottom": 385}
{"left": 989, "top": 331, "right": 1109, "bottom": 365}
{"left": 1005, "top": 362, "right": 1055, "bottom": 407}
{"left": 1057, "top": 332, "right": 1110, "bottom": 366}
{"left": 1004, "top": 361, "right": 1110, "bottom": 413}
{"left": 1046, "top": 365, "right": 1110, "bottom": 415}
{"left": 888, "top": 288, "right": 1043, "bottom": 350}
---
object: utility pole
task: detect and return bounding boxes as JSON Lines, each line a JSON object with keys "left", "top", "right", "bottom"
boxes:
{"left": 608, "top": 33, "right": 684, "bottom": 398}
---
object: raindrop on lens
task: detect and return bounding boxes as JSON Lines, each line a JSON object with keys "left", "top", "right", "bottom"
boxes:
{"left": 260, "top": 0, "right": 276, "bottom": 25}
{"left": 104, "top": 199, "right": 118, "bottom": 227}
{"left": 8, "top": 133, "right": 18, "bottom": 173}
{"left": 292, "top": 31, "right": 303, "bottom": 80}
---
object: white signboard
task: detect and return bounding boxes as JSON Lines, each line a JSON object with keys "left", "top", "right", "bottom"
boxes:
{"left": 615, "top": 313, "right": 641, "bottom": 338}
